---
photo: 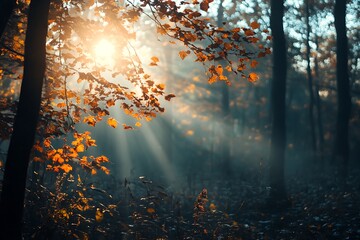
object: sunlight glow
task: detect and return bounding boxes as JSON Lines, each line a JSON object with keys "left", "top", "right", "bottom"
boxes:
{"left": 94, "top": 39, "right": 115, "bottom": 66}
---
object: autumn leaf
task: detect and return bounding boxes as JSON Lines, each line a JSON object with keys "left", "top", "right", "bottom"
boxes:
{"left": 95, "top": 208, "right": 104, "bottom": 222}
{"left": 106, "top": 99, "right": 115, "bottom": 107}
{"left": 157, "top": 83, "right": 165, "bottom": 90}
{"left": 57, "top": 102, "right": 66, "bottom": 108}
{"left": 122, "top": 124, "right": 133, "bottom": 130}
{"left": 107, "top": 118, "right": 118, "bottom": 128}
{"left": 250, "top": 60, "right": 258, "bottom": 68}
{"left": 250, "top": 21, "right": 260, "bottom": 29}
{"left": 33, "top": 157, "right": 42, "bottom": 162}
{"left": 200, "top": 1, "right": 209, "bottom": 11}
{"left": 76, "top": 144, "right": 85, "bottom": 153}
{"left": 60, "top": 164, "right": 73, "bottom": 173}
{"left": 248, "top": 72, "right": 259, "bottom": 82}
{"left": 150, "top": 56, "right": 159, "bottom": 66}
{"left": 179, "top": 50, "right": 190, "bottom": 60}
{"left": 44, "top": 138, "right": 51, "bottom": 148}
{"left": 147, "top": 208, "right": 156, "bottom": 214}
{"left": 83, "top": 116, "right": 96, "bottom": 127}
{"left": 208, "top": 75, "right": 217, "bottom": 84}
{"left": 244, "top": 29, "right": 254, "bottom": 36}
{"left": 91, "top": 169, "right": 97, "bottom": 175}
{"left": 215, "top": 65, "right": 223, "bottom": 75}
{"left": 165, "top": 94, "right": 176, "bottom": 101}
{"left": 135, "top": 122, "right": 142, "bottom": 127}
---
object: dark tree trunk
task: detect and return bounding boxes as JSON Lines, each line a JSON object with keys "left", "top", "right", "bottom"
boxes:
{"left": 0, "top": 0, "right": 50, "bottom": 238}
{"left": 305, "top": 0, "right": 317, "bottom": 160}
{"left": 217, "top": 0, "right": 231, "bottom": 175}
{"left": 314, "top": 36, "right": 325, "bottom": 165}
{"left": 269, "top": 0, "right": 288, "bottom": 204}
{"left": 0, "top": 0, "right": 16, "bottom": 39}
{"left": 334, "top": 0, "right": 351, "bottom": 180}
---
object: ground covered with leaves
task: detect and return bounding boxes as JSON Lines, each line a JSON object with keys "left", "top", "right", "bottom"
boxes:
{"left": 23, "top": 169, "right": 360, "bottom": 240}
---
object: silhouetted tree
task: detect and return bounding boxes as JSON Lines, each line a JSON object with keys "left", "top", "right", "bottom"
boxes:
{"left": 0, "top": 0, "right": 50, "bottom": 238}
{"left": 269, "top": 0, "right": 287, "bottom": 205}
{"left": 0, "top": 0, "right": 16, "bottom": 38}
{"left": 334, "top": 0, "right": 351, "bottom": 180}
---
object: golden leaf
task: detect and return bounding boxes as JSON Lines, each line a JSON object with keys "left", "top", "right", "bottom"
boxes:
{"left": 106, "top": 99, "right": 115, "bottom": 107}
{"left": 151, "top": 56, "right": 159, "bottom": 63}
{"left": 248, "top": 72, "right": 259, "bottom": 82}
{"left": 91, "top": 169, "right": 97, "bottom": 175}
{"left": 83, "top": 116, "right": 96, "bottom": 127}
{"left": 107, "top": 118, "right": 118, "bottom": 128}
{"left": 135, "top": 122, "right": 142, "bottom": 127}
{"left": 44, "top": 138, "right": 51, "bottom": 148}
{"left": 60, "top": 164, "right": 73, "bottom": 173}
{"left": 95, "top": 208, "right": 104, "bottom": 222}
{"left": 76, "top": 144, "right": 85, "bottom": 153}
{"left": 215, "top": 65, "right": 223, "bottom": 75}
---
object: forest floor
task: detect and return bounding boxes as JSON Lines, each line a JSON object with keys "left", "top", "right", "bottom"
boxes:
{"left": 23, "top": 168, "right": 360, "bottom": 239}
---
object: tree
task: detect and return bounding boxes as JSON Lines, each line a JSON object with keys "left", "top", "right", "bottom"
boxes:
{"left": 0, "top": 0, "right": 270, "bottom": 237}
{"left": 334, "top": 0, "right": 351, "bottom": 180}
{"left": 268, "top": 0, "right": 288, "bottom": 205}
{"left": 0, "top": 0, "right": 51, "bottom": 238}
{"left": 0, "top": 0, "right": 16, "bottom": 39}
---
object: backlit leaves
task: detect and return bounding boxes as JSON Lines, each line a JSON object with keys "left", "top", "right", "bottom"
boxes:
{"left": 107, "top": 118, "right": 118, "bottom": 128}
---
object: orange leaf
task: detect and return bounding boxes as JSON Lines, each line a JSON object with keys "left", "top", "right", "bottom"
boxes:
{"left": 60, "top": 164, "right": 73, "bottom": 173}
{"left": 44, "top": 138, "right": 51, "bottom": 148}
{"left": 248, "top": 72, "right": 259, "bottom": 82}
{"left": 107, "top": 118, "right": 118, "bottom": 128}
{"left": 135, "top": 122, "right": 142, "bottom": 127}
{"left": 151, "top": 56, "right": 159, "bottom": 63}
{"left": 76, "top": 144, "right": 85, "bottom": 153}
{"left": 200, "top": 1, "right": 209, "bottom": 11}
{"left": 83, "top": 116, "right": 96, "bottom": 127}
{"left": 179, "top": 50, "right": 190, "bottom": 60}
{"left": 147, "top": 208, "right": 156, "bottom": 214}
{"left": 250, "top": 21, "right": 260, "bottom": 29}
{"left": 106, "top": 99, "right": 115, "bottom": 107}
{"left": 250, "top": 60, "right": 258, "bottom": 68}
{"left": 215, "top": 65, "right": 223, "bottom": 75}
{"left": 91, "top": 169, "right": 97, "bottom": 175}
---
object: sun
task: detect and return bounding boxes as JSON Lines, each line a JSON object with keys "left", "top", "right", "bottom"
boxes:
{"left": 93, "top": 39, "right": 115, "bottom": 66}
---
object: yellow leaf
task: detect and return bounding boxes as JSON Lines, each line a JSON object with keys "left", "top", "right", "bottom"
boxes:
{"left": 208, "top": 75, "right": 217, "bottom": 84}
{"left": 215, "top": 65, "right": 223, "bottom": 75}
{"left": 157, "top": 83, "right": 165, "bottom": 90}
{"left": 95, "top": 208, "right": 104, "bottom": 222}
{"left": 147, "top": 208, "right": 156, "bottom": 214}
{"left": 107, "top": 118, "right": 118, "bottom": 128}
{"left": 248, "top": 72, "right": 259, "bottom": 82}
{"left": 76, "top": 144, "right": 85, "bottom": 153}
{"left": 135, "top": 122, "right": 142, "bottom": 127}
{"left": 91, "top": 169, "right": 97, "bottom": 175}
{"left": 250, "top": 21, "right": 260, "bottom": 29}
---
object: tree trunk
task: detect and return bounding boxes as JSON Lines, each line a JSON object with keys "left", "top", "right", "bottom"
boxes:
{"left": 269, "top": 0, "right": 287, "bottom": 205}
{"left": 334, "top": 0, "right": 351, "bottom": 180}
{"left": 314, "top": 36, "right": 325, "bottom": 165}
{"left": 305, "top": 0, "right": 317, "bottom": 161}
{"left": 0, "top": 0, "right": 50, "bottom": 238}
{"left": 217, "top": 0, "right": 231, "bottom": 175}
{"left": 0, "top": 0, "right": 16, "bottom": 39}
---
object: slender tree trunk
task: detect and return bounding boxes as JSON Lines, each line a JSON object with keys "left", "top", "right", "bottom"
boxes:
{"left": 0, "top": 0, "right": 16, "bottom": 39}
{"left": 305, "top": 0, "right": 317, "bottom": 160}
{"left": 269, "top": 0, "right": 287, "bottom": 204}
{"left": 314, "top": 36, "right": 324, "bottom": 165}
{"left": 0, "top": 0, "right": 50, "bottom": 238}
{"left": 217, "top": 0, "right": 231, "bottom": 175}
{"left": 334, "top": 0, "right": 351, "bottom": 180}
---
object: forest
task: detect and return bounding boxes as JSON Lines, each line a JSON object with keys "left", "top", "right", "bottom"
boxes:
{"left": 0, "top": 0, "right": 359, "bottom": 239}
